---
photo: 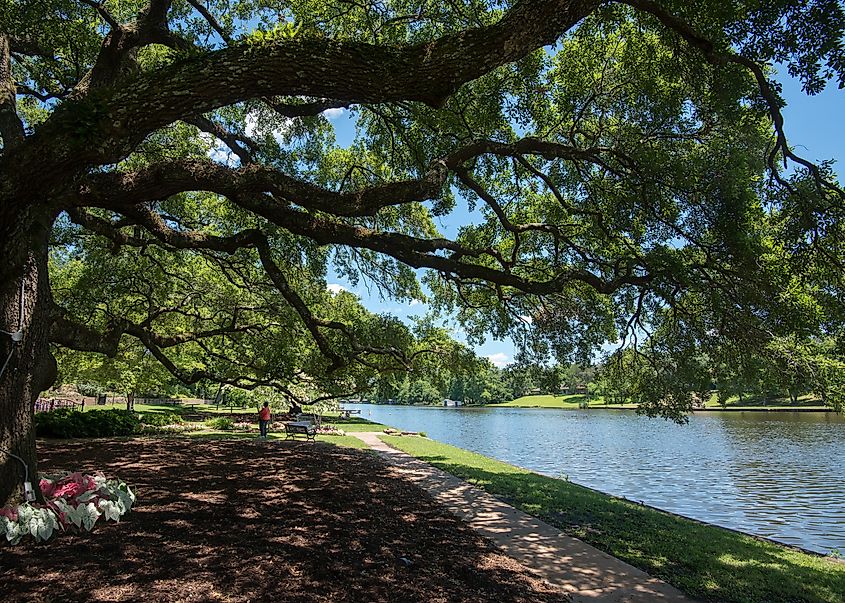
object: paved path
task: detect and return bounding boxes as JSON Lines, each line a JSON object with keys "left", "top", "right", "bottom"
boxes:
{"left": 352, "top": 432, "right": 693, "bottom": 603}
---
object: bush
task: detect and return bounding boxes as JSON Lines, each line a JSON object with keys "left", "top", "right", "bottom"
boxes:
{"left": 75, "top": 383, "right": 105, "bottom": 397}
{"left": 204, "top": 417, "right": 234, "bottom": 431}
{"left": 35, "top": 409, "right": 140, "bottom": 438}
{"left": 139, "top": 423, "right": 204, "bottom": 435}
{"left": 139, "top": 412, "right": 183, "bottom": 427}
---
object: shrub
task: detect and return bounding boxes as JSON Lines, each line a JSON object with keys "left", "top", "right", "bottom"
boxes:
{"left": 139, "top": 412, "right": 183, "bottom": 427}
{"left": 35, "top": 409, "right": 140, "bottom": 438}
{"left": 139, "top": 423, "right": 204, "bottom": 435}
{"left": 75, "top": 383, "right": 104, "bottom": 397}
{"left": 204, "top": 417, "right": 234, "bottom": 431}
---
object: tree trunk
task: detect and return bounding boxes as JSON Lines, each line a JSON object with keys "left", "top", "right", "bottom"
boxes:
{"left": 0, "top": 234, "right": 57, "bottom": 507}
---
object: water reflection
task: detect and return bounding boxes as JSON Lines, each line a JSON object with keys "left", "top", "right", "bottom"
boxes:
{"left": 349, "top": 404, "right": 845, "bottom": 554}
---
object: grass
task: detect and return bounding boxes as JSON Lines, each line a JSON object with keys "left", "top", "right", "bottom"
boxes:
{"left": 702, "top": 393, "right": 831, "bottom": 411}
{"left": 182, "top": 430, "right": 371, "bottom": 449}
{"left": 77, "top": 404, "right": 389, "bottom": 443}
{"left": 489, "top": 394, "right": 636, "bottom": 409}
{"left": 382, "top": 436, "right": 845, "bottom": 603}
{"left": 491, "top": 394, "right": 834, "bottom": 412}
{"left": 323, "top": 417, "right": 391, "bottom": 432}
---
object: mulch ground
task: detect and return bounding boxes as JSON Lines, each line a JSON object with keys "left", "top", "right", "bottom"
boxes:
{"left": 0, "top": 438, "right": 569, "bottom": 602}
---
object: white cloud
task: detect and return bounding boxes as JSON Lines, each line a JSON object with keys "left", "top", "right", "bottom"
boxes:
{"left": 518, "top": 315, "right": 533, "bottom": 324}
{"left": 485, "top": 352, "right": 512, "bottom": 368}
{"left": 409, "top": 299, "right": 422, "bottom": 306}
{"left": 327, "top": 283, "right": 348, "bottom": 295}
{"left": 323, "top": 107, "right": 346, "bottom": 121}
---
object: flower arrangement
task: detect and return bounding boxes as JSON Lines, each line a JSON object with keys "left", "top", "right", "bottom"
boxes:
{"left": 316, "top": 425, "right": 345, "bottom": 436}
{"left": 0, "top": 472, "right": 135, "bottom": 545}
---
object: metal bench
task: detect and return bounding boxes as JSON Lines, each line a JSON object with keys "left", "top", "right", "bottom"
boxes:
{"left": 284, "top": 421, "right": 316, "bottom": 442}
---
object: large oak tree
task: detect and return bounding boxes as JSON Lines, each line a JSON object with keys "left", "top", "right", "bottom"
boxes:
{"left": 1, "top": 0, "right": 843, "bottom": 505}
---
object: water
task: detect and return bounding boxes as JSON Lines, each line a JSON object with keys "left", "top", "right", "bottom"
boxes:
{"left": 347, "top": 404, "right": 845, "bottom": 554}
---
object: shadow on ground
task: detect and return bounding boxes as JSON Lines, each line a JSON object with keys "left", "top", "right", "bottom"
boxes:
{"left": 0, "top": 438, "right": 567, "bottom": 602}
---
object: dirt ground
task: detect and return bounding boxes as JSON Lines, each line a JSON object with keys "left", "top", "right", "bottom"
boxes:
{"left": 0, "top": 438, "right": 569, "bottom": 602}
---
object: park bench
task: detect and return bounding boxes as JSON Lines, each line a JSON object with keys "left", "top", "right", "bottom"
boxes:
{"left": 284, "top": 421, "right": 317, "bottom": 442}
{"left": 295, "top": 413, "right": 322, "bottom": 427}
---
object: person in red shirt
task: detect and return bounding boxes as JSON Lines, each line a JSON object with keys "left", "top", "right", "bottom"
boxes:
{"left": 258, "top": 401, "right": 271, "bottom": 439}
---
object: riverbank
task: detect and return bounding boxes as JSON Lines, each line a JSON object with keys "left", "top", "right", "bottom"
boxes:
{"left": 382, "top": 435, "right": 845, "bottom": 603}
{"left": 485, "top": 393, "right": 837, "bottom": 413}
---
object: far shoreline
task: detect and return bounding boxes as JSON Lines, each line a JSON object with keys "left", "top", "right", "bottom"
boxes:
{"left": 357, "top": 400, "right": 839, "bottom": 413}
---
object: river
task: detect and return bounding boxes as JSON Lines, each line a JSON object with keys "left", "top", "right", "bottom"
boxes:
{"left": 346, "top": 404, "right": 845, "bottom": 554}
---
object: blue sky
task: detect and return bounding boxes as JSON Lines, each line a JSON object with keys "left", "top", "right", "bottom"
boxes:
{"left": 323, "top": 71, "right": 844, "bottom": 368}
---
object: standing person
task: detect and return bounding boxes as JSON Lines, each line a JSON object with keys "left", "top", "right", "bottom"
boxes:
{"left": 258, "top": 401, "right": 271, "bottom": 439}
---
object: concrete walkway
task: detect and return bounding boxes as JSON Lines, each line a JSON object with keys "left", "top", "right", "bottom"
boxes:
{"left": 352, "top": 432, "right": 693, "bottom": 603}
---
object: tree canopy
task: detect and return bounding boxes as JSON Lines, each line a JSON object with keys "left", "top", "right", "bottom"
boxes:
{"left": 1, "top": 0, "right": 844, "bottom": 503}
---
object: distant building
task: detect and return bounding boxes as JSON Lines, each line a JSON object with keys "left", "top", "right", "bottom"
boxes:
{"left": 443, "top": 399, "right": 463, "bottom": 407}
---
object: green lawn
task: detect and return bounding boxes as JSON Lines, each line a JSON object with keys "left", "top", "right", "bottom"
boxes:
{"left": 488, "top": 394, "right": 585, "bottom": 407}
{"left": 490, "top": 393, "right": 833, "bottom": 412}
{"left": 489, "top": 394, "right": 636, "bottom": 409}
{"left": 182, "top": 430, "right": 370, "bottom": 449}
{"left": 323, "top": 417, "right": 391, "bottom": 432}
{"left": 382, "top": 436, "right": 845, "bottom": 603}
{"left": 702, "top": 393, "right": 831, "bottom": 411}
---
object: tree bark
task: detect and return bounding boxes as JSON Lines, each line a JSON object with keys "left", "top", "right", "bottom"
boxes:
{"left": 0, "top": 225, "right": 58, "bottom": 507}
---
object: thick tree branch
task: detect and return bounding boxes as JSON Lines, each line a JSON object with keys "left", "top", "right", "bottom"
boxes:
{"left": 73, "top": 137, "right": 622, "bottom": 218}
{"left": 6, "top": 0, "right": 598, "bottom": 196}
{"left": 70, "top": 148, "right": 651, "bottom": 297}
{"left": 50, "top": 302, "right": 271, "bottom": 388}
{"left": 67, "top": 205, "right": 263, "bottom": 253}
{"left": 70, "top": 205, "right": 416, "bottom": 371}
{"left": 50, "top": 308, "right": 126, "bottom": 356}
{"left": 15, "top": 83, "right": 67, "bottom": 103}
{"left": 0, "top": 35, "right": 25, "bottom": 151}
{"left": 73, "top": 158, "right": 448, "bottom": 217}
{"left": 73, "top": 0, "right": 192, "bottom": 97}
{"left": 233, "top": 193, "right": 653, "bottom": 296}
{"left": 263, "top": 98, "right": 350, "bottom": 119}
{"left": 6, "top": 35, "right": 52, "bottom": 59}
